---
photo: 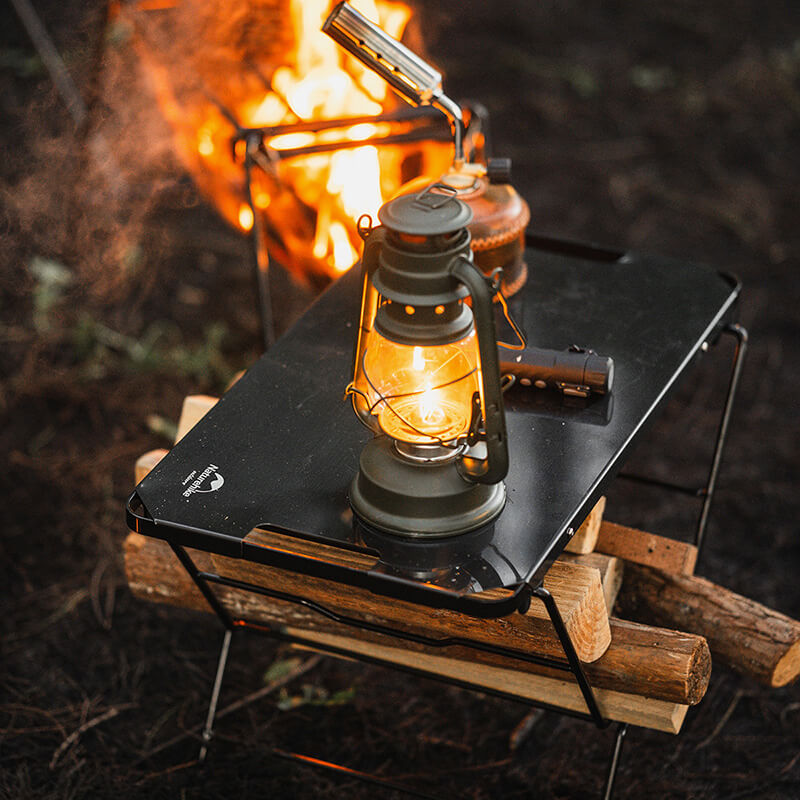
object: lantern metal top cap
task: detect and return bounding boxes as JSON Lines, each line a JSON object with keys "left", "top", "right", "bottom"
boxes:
{"left": 378, "top": 185, "right": 473, "bottom": 236}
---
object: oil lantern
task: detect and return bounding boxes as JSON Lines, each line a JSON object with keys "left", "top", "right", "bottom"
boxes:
{"left": 347, "top": 187, "right": 509, "bottom": 538}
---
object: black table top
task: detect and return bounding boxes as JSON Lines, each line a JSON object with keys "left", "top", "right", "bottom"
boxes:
{"left": 128, "top": 236, "right": 739, "bottom": 617}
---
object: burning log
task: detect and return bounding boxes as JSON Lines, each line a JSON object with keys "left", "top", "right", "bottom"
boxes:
{"left": 616, "top": 565, "right": 800, "bottom": 688}
{"left": 125, "top": 0, "right": 452, "bottom": 280}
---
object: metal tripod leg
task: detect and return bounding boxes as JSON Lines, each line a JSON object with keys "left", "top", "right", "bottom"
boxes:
{"left": 199, "top": 628, "right": 233, "bottom": 762}
{"left": 602, "top": 723, "right": 628, "bottom": 800}
{"left": 694, "top": 322, "right": 748, "bottom": 555}
{"left": 168, "top": 544, "right": 236, "bottom": 762}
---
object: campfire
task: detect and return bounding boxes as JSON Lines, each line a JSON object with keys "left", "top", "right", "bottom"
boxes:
{"left": 120, "top": 0, "right": 454, "bottom": 283}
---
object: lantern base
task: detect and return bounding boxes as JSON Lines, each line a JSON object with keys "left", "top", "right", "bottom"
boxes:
{"left": 349, "top": 436, "right": 506, "bottom": 538}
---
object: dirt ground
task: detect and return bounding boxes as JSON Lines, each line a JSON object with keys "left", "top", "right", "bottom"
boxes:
{"left": 2, "top": 1, "right": 800, "bottom": 798}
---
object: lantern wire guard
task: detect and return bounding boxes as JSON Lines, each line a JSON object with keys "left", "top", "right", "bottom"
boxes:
{"left": 344, "top": 187, "right": 510, "bottom": 538}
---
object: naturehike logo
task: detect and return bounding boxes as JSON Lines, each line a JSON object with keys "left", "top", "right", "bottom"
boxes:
{"left": 182, "top": 465, "right": 224, "bottom": 497}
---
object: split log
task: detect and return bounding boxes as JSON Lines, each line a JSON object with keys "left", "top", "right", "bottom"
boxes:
{"left": 562, "top": 551, "right": 623, "bottom": 611}
{"left": 123, "top": 533, "right": 708, "bottom": 707}
{"left": 175, "top": 395, "right": 219, "bottom": 442}
{"left": 214, "top": 537, "right": 612, "bottom": 662}
{"left": 289, "top": 628, "right": 689, "bottom": 735}
{"left": 617, "top": 564, "right": 800, "bottom": 688}
{"left": 564, "top": 497, "right": 606, "bottom": 554}
{"left": 595, "top": 521, "right": 698, "bottom": 575}
{"left": 135, "top": 448, "right": 168, "bottom": 483}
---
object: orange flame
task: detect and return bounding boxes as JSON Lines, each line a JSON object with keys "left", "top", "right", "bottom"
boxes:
{"left": 237, "top": 0, "right": 411, "bottom": 273}
{"left": 133, "top": 0, "right": 452, "bottom": 280}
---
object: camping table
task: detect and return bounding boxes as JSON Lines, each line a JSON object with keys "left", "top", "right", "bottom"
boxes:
{"left": 127, "top": 234, "right": 745, "bottom": 798}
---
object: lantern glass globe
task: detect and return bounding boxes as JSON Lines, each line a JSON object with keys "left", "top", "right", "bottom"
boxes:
{"left": 362, "top": 329, "right": 481, "bottom": 445}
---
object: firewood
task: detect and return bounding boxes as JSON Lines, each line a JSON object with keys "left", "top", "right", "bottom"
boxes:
{"left": 616, "top": 564, "right": 800, "bottom": 688}
{"left": 562, "top": 551, "right": 623, "bottom": 611}
{"left": 174, "top": 395, "right": 219, "bottom": 443}
{"left": 123, "top": 534, "right": 692, "bottom": 730}
{"left": 135, "top": 449, "right": 168, "bottom": 483}
{"left": 595, "top": 521, "right": 698, "bottom": 575}
{"left": 564, "top": 497, "right": 606, "bottom": 554}
{"left": 216, "top": 535, "right": 612, "bottom": 662}
{"left": 123, "top": 532, "right": 708, "bottom": 706}
{"left": 289, "top": 628, "right": 689, "bottom": 735}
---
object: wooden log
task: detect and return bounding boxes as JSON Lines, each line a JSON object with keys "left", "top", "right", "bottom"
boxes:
{"left": 123, "top": 533, "right": 708, "bottom": 706}
{"left": 175, "top": 394, "right": 218, "bottom": 443}
{"left": 564, "top": 496, "right": 607, "bottom": 554}
{"left": 562, "top": 551, "right": 623, "bottom": 612}
{"left": 379, "top": 616, "right": 708, "bottom": 707}
{"left": 616, "top": 564, "right": 800, "bottom": 688}
{"left": 288, "top": 628, "right": 688, "bottom": 734}
{"left": 216, "top": 538, "right": 612, "bottom": 662}
{"left": 135, "top": 448, "right": 168, "bottom": 483}
{"left": 595, "top": 521, "right": 698, "bottom": 575}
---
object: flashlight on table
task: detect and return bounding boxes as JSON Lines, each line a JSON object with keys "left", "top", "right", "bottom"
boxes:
{"left": 500, "top": 345, "right": 614, "bottom": 398}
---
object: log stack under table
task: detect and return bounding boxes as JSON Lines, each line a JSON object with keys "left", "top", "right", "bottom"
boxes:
{"left": 124, "top": 395, "right": 800, "bottom": 734}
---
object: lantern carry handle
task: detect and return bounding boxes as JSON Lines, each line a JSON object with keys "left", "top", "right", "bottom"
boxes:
{"left": 451, "top": 257, "right": 509, "bottom": 484}
{"left": 348, "top": 222, "right": 386, "bottom": 432}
